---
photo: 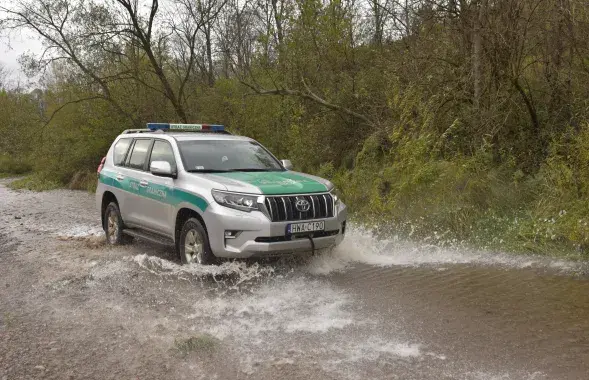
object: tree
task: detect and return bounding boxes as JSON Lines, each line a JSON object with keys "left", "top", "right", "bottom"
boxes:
{"left": 0, "top": 0, "right": 143, "bottom": 125}
{"left": 0, "top": 0, "right": 221, "bottom": 124}
{"left": 0, "top": 64, "right": 7, "bottom": 89}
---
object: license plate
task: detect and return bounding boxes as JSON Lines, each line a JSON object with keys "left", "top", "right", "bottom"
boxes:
{"left": 287, "top": 221, "right": 325, "bottom": 234}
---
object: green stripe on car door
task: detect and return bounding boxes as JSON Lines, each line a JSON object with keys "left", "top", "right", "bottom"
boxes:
{"left": 99, "top": 170, "right": 208, "bottom": 211}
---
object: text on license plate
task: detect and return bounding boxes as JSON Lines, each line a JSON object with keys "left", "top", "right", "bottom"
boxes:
{"left": 287, "top": 221, "right": 325, "bottom": 234}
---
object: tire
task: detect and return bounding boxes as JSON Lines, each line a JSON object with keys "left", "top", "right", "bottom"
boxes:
{"left": 178, "top": 218, "right": 215, "bottom": 265}
{"left": 103, "top": 202, "right": 130, "bottom": 245}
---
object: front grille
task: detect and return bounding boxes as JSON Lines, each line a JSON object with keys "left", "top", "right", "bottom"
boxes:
{"left": 263, "top": 193, "right": 335, "bottom": 222}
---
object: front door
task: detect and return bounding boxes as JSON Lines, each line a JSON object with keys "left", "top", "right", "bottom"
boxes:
{"left": 141, "top": 139, "right": 177, "bottom": 236}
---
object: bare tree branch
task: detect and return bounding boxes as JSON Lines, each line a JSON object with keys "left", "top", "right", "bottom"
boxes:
{"left": 241, "top": 79, "right": 376, "bottom": 128}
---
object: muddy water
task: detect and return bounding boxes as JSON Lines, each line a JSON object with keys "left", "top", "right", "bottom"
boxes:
{"left": 1, "top": 180, "right": 588, "bottom": 379}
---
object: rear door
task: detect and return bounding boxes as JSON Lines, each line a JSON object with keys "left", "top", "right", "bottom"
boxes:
{"left": 121, "top": 138, "right": 153, "bottom": 226}
{"left": 105, "top": 137, "right": 133, "bottom": 221}
{"left": 140, "top": 139, "right": 178, "bottom": 236}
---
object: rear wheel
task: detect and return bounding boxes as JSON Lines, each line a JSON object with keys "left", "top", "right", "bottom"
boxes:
{"left": 179, "top": 218, "right": 215, "bottom": 265}
{"left": 103, "top": 202, "right": 131, "bottom": 245}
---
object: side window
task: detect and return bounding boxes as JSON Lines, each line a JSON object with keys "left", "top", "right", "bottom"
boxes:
{"left": 126, "top": 139, "right": 152, "bottom": 170}
{"left": 113, "top": 138, "right": 131, "bottom": 166}
{"left": 150, "top": 140, "right": 177, "bottom": 172}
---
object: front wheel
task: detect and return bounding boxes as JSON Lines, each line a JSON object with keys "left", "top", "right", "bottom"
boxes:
{"left": 179, "top": 218, "right": 215, "bottom": 265}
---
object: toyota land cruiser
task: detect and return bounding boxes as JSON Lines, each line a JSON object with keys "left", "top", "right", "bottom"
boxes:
{"left": 96, "top": 123, "right": 347, "bottom": 264}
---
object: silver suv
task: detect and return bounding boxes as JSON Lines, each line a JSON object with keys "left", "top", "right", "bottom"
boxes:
{"left": 96, "top": 123, "right": 347, "bottom": 264}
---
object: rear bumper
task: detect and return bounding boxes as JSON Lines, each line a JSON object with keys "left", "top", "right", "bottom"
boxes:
{"left": 203, "top": 201, "right": 347, "bottom": 258}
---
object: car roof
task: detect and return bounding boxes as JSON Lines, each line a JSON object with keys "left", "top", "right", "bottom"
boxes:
{"left": 172, "top": 133, "right": 253, "bottom": 142}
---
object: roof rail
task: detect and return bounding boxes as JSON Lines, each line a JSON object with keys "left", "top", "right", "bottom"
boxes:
{"left": 122, "top": 129, "right": 157, "bottom": 134}
{"left": 121, "top": 128, "right": 231, "bottom": 135}
{"left": 171, "top": 129, "right": 232, "bottom": 135}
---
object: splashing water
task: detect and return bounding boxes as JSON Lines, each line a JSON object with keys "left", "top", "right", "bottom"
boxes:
{"left": 184, "top": 276, "right": 356, "bottom": 339}
{"left": 306, "top": 225, "right": 588, "bottom": 275}
{"left": 133, "top": 254, "right": 276, "bottom": 288}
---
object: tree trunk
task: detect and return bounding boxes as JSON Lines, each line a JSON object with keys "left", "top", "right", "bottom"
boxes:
{"left": 372, "top": 0, "right": 382, "bottom": 45}
{"left": 472, "top": 0, "right": 485, "bottom": 111}
{"left": 271, "top": 0, "right": 283, "bottom": 45}
{"left": 404, "top": 0, "right": 410, "bottom": 37}
{"left": 205, "top": 24, "right": 215, "bottom": 87}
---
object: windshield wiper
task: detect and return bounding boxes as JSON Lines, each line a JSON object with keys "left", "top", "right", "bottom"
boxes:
{"left": 187, "top": 168, "right": 283, "bottom": 173}
{"left": 226, "top": 168, "right": 282, "bottom": 172}
{"left": 186, "top": 169, "right": 230, "bottom": 173}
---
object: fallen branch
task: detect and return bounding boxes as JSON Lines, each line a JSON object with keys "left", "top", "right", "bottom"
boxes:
{"left": 41, "top": 95, "right": 106, "bottom": 130}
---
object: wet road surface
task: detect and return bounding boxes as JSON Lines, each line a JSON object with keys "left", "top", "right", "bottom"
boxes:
{"left": 1, "top": 180, "right": 588, "bottom": 379}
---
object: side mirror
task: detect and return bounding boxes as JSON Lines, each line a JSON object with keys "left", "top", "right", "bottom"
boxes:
{"left": 150, "top": 161, "right": 176, "bottom": 178}
{"left": 281, "top": 159, "right": 293, "bottom": 170}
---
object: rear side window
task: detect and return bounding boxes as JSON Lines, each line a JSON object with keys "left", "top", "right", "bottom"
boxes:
{"left": 150, "top": 140, "right": 177, "bottom": 172}
{"left": 113, "top": 138, "right": 131, "bottom": 166}
{"left": 126, "top": 139, "right": 152, "bottom": 170}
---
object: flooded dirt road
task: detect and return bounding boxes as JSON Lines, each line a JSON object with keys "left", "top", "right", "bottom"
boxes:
{"left": 1, "top": 180, "right": 588, "bottom": 379}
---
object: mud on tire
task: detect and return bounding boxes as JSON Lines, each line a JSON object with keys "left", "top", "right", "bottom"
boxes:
{"left": 103, "top": 202, "right": 131, "bottom": 245}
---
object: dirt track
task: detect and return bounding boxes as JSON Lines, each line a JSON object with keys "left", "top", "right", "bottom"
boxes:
{"left": 1, "top": 180, "right": 589, "bottom": 379}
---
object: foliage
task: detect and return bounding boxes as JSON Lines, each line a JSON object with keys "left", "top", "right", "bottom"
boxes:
{"left": 1, "top": 0, "right": 589, "bottom": 256}
{"left": 0, "top": 154, "right": 32, "bottom": 175}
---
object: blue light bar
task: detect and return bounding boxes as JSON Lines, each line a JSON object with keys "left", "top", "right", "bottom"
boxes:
{"left": 146, "top": 123, "right": 225, "bottom": 132}
{"left": 147, "top": 123, "right": 170, "bottom": 130}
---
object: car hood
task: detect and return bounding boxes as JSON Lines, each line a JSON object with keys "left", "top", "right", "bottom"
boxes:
{"left": 208, "top": 171, "right": 332, "bottom": 195}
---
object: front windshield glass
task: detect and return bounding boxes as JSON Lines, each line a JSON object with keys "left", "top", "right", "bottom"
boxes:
{"left": 177, "top": 140, "right": 284, "bottom": 172}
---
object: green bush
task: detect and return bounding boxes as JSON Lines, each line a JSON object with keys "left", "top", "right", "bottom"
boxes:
{"left": 0, "top": 154, "right": 32, "bottom": 175}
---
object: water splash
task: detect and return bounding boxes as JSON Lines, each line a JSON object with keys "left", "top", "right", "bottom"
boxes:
{"left": 462, "top": 371, "right": 546, "bottom": 380}
{"left": 133, "top": 253, "right": 276, "bottom": 287}
{"left": 184, "top": 277, "right": 355, "bottom": 339}
{"left": 306, "top": 225, "right": 588, "bottom": 275}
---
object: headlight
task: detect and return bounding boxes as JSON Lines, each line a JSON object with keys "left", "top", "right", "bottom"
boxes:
{"left": 330, "top": 187, "right": 341, "bottom": 204}
{"left": 211, "top": 190, "right": 260, "bottom": 212}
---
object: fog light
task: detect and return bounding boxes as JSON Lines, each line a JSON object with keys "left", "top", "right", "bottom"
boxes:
{"left": 224, "top": 230, "right": 240, "bottom": 239}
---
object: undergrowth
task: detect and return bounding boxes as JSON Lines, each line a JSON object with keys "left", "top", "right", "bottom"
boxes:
{"left": 327, "top": 126, "right": 589, "bottom": 258}
{"left": 0, "top": 154, "right": 31, "bottom": 176}
{"left": 8, "top": 174, "right": 62, "bottom": 191}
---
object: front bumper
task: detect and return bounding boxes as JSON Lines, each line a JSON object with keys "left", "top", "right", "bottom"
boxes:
{"left": 202, "top": 200, "right": 347, "bottom": 258}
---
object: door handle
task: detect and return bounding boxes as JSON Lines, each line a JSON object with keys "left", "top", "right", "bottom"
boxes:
{"left": 139, "top": 180, "right": 149, "bottom": 187}
{"left": 116, "top": 174, "right": 124, "bottom": 181}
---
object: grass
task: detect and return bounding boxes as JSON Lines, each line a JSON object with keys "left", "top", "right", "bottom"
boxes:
{"left": 3, "top": 169, "right": 97, "bottom": 192}
{"left": 173, "top": 334, "right": 219, "bottom": 356}
{"left": 8, "top": 174, "right": 62, "bottom": 191}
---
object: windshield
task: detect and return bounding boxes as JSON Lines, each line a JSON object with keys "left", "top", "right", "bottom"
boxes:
{"left": 178, "top": 140, "right": 284, "bottom": 172}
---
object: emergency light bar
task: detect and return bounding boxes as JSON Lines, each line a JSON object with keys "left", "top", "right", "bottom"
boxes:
{"left": 146, "top": 123, "right": 225, "bottom": 132}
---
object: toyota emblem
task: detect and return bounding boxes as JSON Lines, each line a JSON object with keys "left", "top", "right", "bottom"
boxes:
{"left": 295, "top": 199, "right": 311, "bottom": 212}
